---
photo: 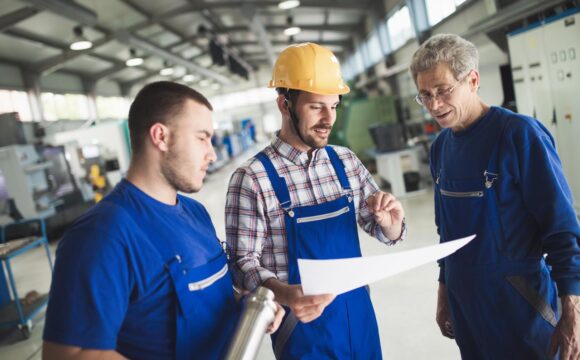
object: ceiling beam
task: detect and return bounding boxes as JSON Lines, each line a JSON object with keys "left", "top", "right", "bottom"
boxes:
{"left": 120, "top": 0, "right": 243, "bottom": 85}
{"left": 16, "top": 0, "right": 233, "bottom": 84}
{"left": 216, "top": 24, "right": 359, "bottom": 33}
{"left": 0, "top": 7, "right": 41, "bottom": 32}
{"left": 241, "top": 4, "right": 275, "bottom": 67}
{"left": 5, "top": 27, "right": 70, "bottom": 49}
{"left": 20, "top": 0, "right": 98, "bottom": 26}
{"left": 34, "top": 34, "right": 114, "bottom": 75}
{"left": 156, "top": 0, "right": 370, "bottom": 20}
{"left": 3, "top": 28, "right": 149, "bottom": 73}
{"left": 89, "top": 54, "right": 155, "bottom": 81}
{"left": 243, "top": 47, "right": 344, "bottom": 59}
{"left": 119, "top": 70, "right": 165, "bottom": 96}
{"left": 228, "top": 39, "right": 351, "bottom": 47}
{"left": 120, "top": 0, "right": 188, "bottom": 44}
{"left": 168, "top": 35, "right": 203, "bottom": 51}
{"left": 90, "top": 63, "right": 127, "bottom": 81}
{"left": 194, "top": 1, "right": 226, "bottom": 32}
{"left": 116, "top": 30, "right": 232, "bottom": 85}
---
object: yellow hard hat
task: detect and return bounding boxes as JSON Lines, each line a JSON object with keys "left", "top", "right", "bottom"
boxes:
{"left": 268, "top": 43, "right": 350, "bottom": 95}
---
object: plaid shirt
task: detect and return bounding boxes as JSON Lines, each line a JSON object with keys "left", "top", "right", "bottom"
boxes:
{"left": 225, "top": 137, "right": 397, "bottom": 290}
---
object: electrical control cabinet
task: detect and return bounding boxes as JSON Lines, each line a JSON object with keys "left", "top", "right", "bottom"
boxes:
{"left": 508, "top": 9, "right": 580, "bottom": 214}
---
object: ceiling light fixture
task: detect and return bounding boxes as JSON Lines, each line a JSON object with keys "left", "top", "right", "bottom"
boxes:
{"left": 182, "top": 74, "right": 196, "bottom": 82}
{"left": 159, "top": 61, "right": 174, "bottom": 76}
{"left": 278, "top": 0, "right": 300, "bottom": 10}
{"left": 125, "top": 48, "right": 143, "bottom": 67}
{"left": 284, "top": 26, "right": 301, "bottom": 36}
{"left": 284, "top": 15, "right": 301, "bottom": 37}
{"left": 69, "top": 25, "right": 92, "bottom": 51}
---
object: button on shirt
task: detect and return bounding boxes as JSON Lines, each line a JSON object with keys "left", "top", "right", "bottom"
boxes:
{"left": 225, "top": 137, "right": 398, "bottom": 290}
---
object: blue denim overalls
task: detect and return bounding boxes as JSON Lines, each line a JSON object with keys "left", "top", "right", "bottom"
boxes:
{"left": 257, "top": 146, "right": 382, "bottom": 360}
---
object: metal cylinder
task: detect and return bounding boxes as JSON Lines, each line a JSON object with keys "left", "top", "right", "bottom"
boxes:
{"left": 223, "top": 286, "right": 277, "bottom": 360}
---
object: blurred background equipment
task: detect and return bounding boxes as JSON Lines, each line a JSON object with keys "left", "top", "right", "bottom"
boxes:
{"left": 0, "top": 217, "right": 52, "bottom": 339}
{"left": 330, "top": 95, "right": 397, "bottom": 162}
{"left": 0, "top": 143, "right": 94, "bottom": 239}
{"left": 507, "top": 8, "right": 580, "bottom": 214}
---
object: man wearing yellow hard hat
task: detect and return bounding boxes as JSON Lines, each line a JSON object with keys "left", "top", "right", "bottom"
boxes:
{"left": 225, "top": 43, "right": 407, "bottom": 359}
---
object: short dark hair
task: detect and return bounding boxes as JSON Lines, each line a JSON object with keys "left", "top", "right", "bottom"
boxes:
{"left": 128, "top": 81, "right": 213, "bottom": 154}
{"left": 275, "top": 87, "right": 341, "bottom": 106}
{"left": 276, "top": 87, "right": 301, "bottom": 105}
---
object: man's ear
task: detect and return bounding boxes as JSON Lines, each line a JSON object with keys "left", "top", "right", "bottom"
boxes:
{"left": 468, "top": 70, "right": 480, "bottom": 92}
{"left": 149, "top": 123, "right": 170, "bottom": 152}
{"left": 276, "top": 94, "right": 290, "bottom": 116}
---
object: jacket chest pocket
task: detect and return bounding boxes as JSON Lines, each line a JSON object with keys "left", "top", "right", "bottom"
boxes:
{"left": 438, "top": 177, "right": 487, "bottom": 241}
{"left": 168, "top": 255, "right": 233, "bottom": 319}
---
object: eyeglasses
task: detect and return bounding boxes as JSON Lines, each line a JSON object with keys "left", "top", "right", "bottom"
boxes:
{"left": 414, "top": 71, "right": 471, "bottom": 106}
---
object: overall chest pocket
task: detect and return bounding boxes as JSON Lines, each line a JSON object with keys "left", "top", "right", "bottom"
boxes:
{"left": 295, "top": 206, "right": 350, "bottom": 223}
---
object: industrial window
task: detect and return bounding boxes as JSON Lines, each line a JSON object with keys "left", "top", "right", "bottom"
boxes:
{"left": 342, "top": 57, "right": 355, "bottom": 81}
{"left": 353, "top": 50, "right": 365, "bottom": 74}
{"left": 425, "top": 0, "right": 467, "bottom": 26}
{"left": 41, "top": 93, "right": 89, "bottom": 121}
{"left": 387, "top": 5, "right": 415, "bottom": 50}
{"left": 343, "top": 49, "right": 366, "bottom": 80}
{"left": 365, "top": 31, "right": 384, "bottom": 66}
{"left": 0, "top": 89, "right": 32, "bottom": 121}
{"left": 96, "top": 96, "right": 130, "bottom": 120}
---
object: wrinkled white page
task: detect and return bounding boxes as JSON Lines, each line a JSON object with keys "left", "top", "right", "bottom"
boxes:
{"left": 298, "top": 235, "right": 475, "bottom": 296}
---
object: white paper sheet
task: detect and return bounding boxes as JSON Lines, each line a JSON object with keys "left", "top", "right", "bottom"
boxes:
{"left": 298, "top": 235, "right": 475, "bottom": 296}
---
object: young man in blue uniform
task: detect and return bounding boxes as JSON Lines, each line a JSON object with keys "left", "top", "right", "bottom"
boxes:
{"left": 225, "top": 43, "right": 407, "bottom": 359}
{"left": 410, "top": 34, "right": 580, "bottom": 359}
{"left": 42, "top": 81, "right": 282, "bottom": 359}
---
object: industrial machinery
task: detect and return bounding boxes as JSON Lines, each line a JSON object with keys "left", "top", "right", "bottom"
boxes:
{"left": 508, "top": 7, "right": 580, "bottom": 214}
{"left": 0, "top": 217, "right": 53, "bottom": 339}
{"left": 0, "top": 145, "right": 57, "bottom": 219}
{"left": 0, "top": 144, "right": 94, "bottom": 239}
{"left": 46, "top": 120, "right": 131, "bottom": 188}
{"left": 330, "top": 95, "right": 398, "bottom": 162}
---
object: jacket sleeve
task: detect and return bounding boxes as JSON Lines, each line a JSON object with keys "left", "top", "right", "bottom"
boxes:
{"left": 516, "top": 133, "right": 580, "bottom": 295}
{"left": 430, "top": 137, "right": 446, "bottom": 284}
{"left": 225, "top": 167, "right": 277, "bottom": 291}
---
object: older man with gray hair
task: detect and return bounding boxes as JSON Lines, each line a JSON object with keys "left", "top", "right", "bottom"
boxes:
{"left": 410, "top": 33, "right": 579, "bottom": 359}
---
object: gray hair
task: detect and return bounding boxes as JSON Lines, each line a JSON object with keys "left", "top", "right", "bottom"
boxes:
{"left": 409, "top": 33, "right": 479, "bottom": 84}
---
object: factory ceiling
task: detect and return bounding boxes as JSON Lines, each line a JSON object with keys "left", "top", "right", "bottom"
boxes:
{"left": 0, "top": 0, "right": 382, "bottom": 95}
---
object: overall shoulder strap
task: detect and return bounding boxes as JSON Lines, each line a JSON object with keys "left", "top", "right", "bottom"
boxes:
{"left": 255, "top": 152, "right": 292, "bottom": 210}
{"left": 325, "top": 146, "right": 351, "bottom": 191}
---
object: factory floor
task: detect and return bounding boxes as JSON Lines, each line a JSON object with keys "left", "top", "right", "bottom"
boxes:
{"left": 0, "top": 144, "right": 460, "bottom": 360}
